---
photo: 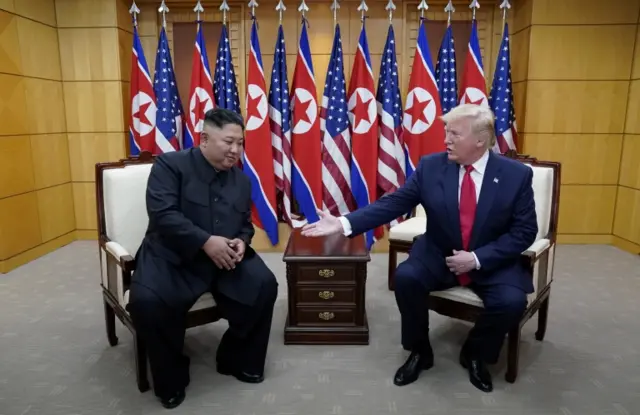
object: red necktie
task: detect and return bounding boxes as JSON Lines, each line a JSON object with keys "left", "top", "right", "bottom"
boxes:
{"left": 458, "top": 165, "right": 476, "bottom": 286}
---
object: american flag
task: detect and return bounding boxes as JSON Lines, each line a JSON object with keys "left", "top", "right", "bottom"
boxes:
{"left": 268, "top": 25, "right": 294, "bottom": 225}
{"left": 435, "top": 24, "right": 458, "bottom": 114}
{"left": 489, "top": 22, "right": 518, "bottom": 153}
{"left": 153, "top": 27, "right": 183, "bottom": 152}
{"left": 320, "top": 24, "right": 355, "bottom": 217}
{"left": 214, "top": 24, "right": 240, "bottom": 113}
{"left": 376, "top": 24, "right": 406, "bottom": 227}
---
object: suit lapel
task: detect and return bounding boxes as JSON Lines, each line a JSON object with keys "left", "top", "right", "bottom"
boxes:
{"left": 442, "top": 161, "right": 462, "bottom": 248}
{"left": 470, "top": 152, "right": 502, "bottom": 249}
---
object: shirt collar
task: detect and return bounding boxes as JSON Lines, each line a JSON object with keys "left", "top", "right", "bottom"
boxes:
{"left": 463, "top": 150, "right": 490, "bottom": 175}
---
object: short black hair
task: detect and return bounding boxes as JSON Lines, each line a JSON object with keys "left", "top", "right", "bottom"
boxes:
{"left": 203, "top": 108, "right": 245, "bottom": 131}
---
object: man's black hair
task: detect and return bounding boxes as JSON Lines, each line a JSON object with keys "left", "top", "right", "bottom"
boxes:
{"left": 203, "top": 108, "right": 245, "bottom": 131}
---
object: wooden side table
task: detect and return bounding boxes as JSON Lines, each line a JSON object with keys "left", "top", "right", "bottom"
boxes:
{"left": 282, "top": 228, "right": 371, "bottom": 345}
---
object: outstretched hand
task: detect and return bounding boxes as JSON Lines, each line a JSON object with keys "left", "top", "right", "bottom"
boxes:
{"left": 300, "top": 209, "right": 343, "bottom": 237}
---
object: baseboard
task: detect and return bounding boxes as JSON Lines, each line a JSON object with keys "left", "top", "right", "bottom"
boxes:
{"left": 557, "top": 234, "right": 612, "bottom": 244}
{"left": 611, "top": 236, "right": 640, "bottom": 256}
{"left": 0, "top": 232, "right": 76, "bottom": 274}
{"left": 75, "top": 229, "right": 98, "bottom": 240}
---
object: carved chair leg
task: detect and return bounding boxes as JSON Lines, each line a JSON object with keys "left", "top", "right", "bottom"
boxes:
{"left": 104, "top": 299, "right": 118, "bottom": 346}
{"left": 134, "top": 331, "right": 150, "bottom": 393}
{"left": 535, "top": 296, "right": 550, "bottom": 341}
{"left": 388, "top": 245, "right": 398, "bottom": 291}
{"left": 505, "top": 327, "right": 521, "bottom": 383}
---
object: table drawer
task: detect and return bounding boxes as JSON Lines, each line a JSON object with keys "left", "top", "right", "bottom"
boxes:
{"left": 296, "top": 264, "right": 356, "bottom": 284}
{"left": 296, "top": 286, "right": 357, "bottom": 305}
{"left": 295, "top": 307, "right": 356, "bottom": 325}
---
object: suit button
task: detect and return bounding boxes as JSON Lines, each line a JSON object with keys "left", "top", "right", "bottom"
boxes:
{"left": 214, "top": 197, "right": 219, "bottom": 202}
{"left": 215, "top": 220, "right": 219, "bottom": 224}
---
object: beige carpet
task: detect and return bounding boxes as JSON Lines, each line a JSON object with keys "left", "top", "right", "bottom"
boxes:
{"left": 0, "top": 241, "right": 639, "bottom": 415}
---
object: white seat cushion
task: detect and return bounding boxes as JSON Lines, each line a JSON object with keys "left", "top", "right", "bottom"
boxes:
{"left": 431, "top": 285, "right": 537, "bottom": 308}
{"left": 121, "top": 290, "right": 217, "bottom": 311}
{"left": 526, "top": 164, "right": 554, "bottom": 240}
{"left": 389, "top": 217, "right": 427, "bottom": 242}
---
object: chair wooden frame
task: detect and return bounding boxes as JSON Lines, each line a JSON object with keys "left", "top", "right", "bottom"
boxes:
{"left": 95, "top": 152, "right": 221, "bottom": 393}
{"left": 387, "top": 153, "right": 561, "bottom": 383}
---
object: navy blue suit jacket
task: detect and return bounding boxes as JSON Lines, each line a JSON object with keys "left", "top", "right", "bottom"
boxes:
{"left": 346, "top": 151, "right": 538, "bottom": 293}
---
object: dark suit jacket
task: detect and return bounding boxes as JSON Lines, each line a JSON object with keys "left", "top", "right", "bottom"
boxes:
{"left": 346, "top": 151, "right": 538, "bottom": 293}
{"left": 130, "top": 147, "right": 260, "bottom": 310}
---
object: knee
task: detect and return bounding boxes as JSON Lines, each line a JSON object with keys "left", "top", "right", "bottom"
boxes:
{"left": 394, "top": 262, "right": 422, "bottom": 292}
{"left": 127, "top": 287, "right": 167, "bottom": 323}
{"left": 489, "top": 289, "right": 527, "bottom": 315}
{"left": 258, "top": 268, "right": 278, "bottom": 303}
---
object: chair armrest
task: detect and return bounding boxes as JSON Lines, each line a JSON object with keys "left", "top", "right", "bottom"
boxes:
{"left": 101, "top": 238, "right": 136, "bottom": 273}
{"left": 521, "top": 238, "right": 551, "bottom": 268}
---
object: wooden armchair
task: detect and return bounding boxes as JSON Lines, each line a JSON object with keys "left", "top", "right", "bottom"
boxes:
{"left": 388, "top": 154, "right": 561, "bottom": 383}
{"left": 95, "top": 152, "right": 221, "bottom": 393}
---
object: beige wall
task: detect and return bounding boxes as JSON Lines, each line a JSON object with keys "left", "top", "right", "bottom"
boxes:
{"left": 513, "top": 0, "right": 640, "bottom": 254}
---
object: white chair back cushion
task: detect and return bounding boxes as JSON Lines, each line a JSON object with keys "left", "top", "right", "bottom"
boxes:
{"left": 525, "top": 164, "right": 554, "bottom": 240}
{"left": 415, "top": 204, "right": 426, "bottom": 218}
{"left": 103, "top": 164, "right": 152, "bottom": 257}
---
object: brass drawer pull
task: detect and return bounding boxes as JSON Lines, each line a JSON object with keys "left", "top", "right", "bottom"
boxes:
{"left": 318, "top": 312, "right": 335, "bottom": 320}
{"left": 318, "top": 291, "right": 335, "bottom": 300}
{"left": 318, "top": 269, "right": 335, "bottom": 278}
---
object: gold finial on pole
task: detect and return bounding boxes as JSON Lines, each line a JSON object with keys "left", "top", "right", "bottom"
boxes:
{"left": 357, "top": 0, "right": 368, "bottom": 22}
{"left": 194, "top": 0, "right": 204, "bottom": 21}
{"left": 499, "top": 0, "right": 511, "bottom": 22}
{"left": 129, "top": 1, "right": 140, "bottom": 27}
{"left": 330, "top": 0, "right": 339, "bottom": 27}
{"left": 297, "top": 0, "right": 309, "bottom": 19}
{"left": 445, "top": 0, "right": 455, "bottom": 26}
{"left": 469, "top": 0, "right": 480, "bottom": 21}
{"left": 275, "top": 0, "right": 286, "bottom": 24}
{"left": 158, "top": 0, "right": 169, "bottom": 28}
{"left": 417, "top": 0, "right": 428, "bottom": 19}
{"left": 385, "top": 0, "right": 396, "bottom": 23}
{"left": 248, "top": 0, "right": 258, "bottom": 17}
{"left": 218, "top": 0, "right": 229, "bottom": 24}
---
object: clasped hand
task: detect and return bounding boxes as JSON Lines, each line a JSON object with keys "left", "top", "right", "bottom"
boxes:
{"left": 203, "top": 236, "right": 246, "bottom": 270}
{"left": 445, "top": 250, "right": 476, "bottom": 275}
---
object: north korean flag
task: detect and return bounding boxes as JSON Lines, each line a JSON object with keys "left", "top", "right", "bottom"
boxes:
{"left": 128, "top": 25, "right": 156, "bottom": 155}
{"left": 458, "top": 19, "right": 488, "bottom": 107}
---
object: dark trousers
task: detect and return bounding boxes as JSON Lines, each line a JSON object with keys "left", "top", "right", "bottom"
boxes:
{"left": 128, "top": 262, "right": 278, "bottom": 399}
{"left": 394, "top": 257, "right": 526, "bottom": 364}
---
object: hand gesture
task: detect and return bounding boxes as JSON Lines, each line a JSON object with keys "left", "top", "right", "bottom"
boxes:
{"left": 445, "top": 250, "right": 477, "bottom": 275}
{"left": 301, "top": 209, "right": 343, "bottom": 237}
{"left": 227, "top": 238, "right": 246, "bottom": 262}
{"left": 203, "top": 236, "right": 240, "bottom": 270}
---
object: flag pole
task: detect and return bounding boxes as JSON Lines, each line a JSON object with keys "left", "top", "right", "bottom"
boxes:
{"left": 469, "top": 0, "right": 479, "bottom": 21}
{"left": 357, "top": 0, "right": 368, "bottom": 23}
{"left": 219, "top": 0, "right": 229, "bottom": 25}
{"left": 385, "top": 0, "right": 395, "bottom": 24}
{"left": 330, "top": 0, "right": 339, "bottom": 27}
{"left": 129, "top": 1, "right": 140, "bottom": 27}
{"left": 158, "top": 0, "right": 168, "bottom": 28}
{"left": 248, "top": 0, "right": 258, "bottom": 18}
{"left": 194, "top": 0, "right": 204, "bottom": 22}
{"left": 445, "top": 0, "right": 454, "bottom": 26}
{"left": 499, "top": 0, "right": 511, "bottom": 36}
{"left": 276, "top": 0, "right": 286, "bottom": 25}
{"left": 417, "top": 0, "right": 428, "bottom": 19}
{"left": 298, "top": 0, "right": 309, "bottom": 21}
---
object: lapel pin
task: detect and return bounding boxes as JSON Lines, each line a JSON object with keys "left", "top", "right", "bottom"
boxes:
{"left": 493, "top": 177, "right": 499, "bottom": 183}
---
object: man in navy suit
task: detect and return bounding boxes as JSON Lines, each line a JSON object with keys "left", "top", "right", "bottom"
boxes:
{"left": 302, "top": 104, "right": 537, "bottom": 393}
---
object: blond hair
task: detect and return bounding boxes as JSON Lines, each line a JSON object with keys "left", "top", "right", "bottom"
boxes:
{"left": 440, "top": 104, "right": 496, "bottom": 148}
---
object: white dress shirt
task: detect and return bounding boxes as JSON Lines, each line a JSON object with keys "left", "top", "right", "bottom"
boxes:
{"left": 338, "top": 151, "right": 490, "bottom": 269}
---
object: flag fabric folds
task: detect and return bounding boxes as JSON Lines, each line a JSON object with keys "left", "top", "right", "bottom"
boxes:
{"left": 268, "top": 25, "right": 294, "bottom": 226}
{"left": 489, "top": 22, "right": 518, "bottom": 154}
{"left": 128, "top": 24, "right": 156, "bottom": 156}
{"left": 349, "top": 20, "right": 381, "bottom": 250}
{"left": 402, "top": 19, "right": 445, "bottom": 177}
{"left": 376, "top": 24, "right": 406, "bottom": 228}
{"left": 243, "top": 18, "right": 279, "bottom": 246}
{"left": 153, "top": 27, "right": 184, "bottom": 153}
{"left": 214, "top": 24, "right": 241, "bottom": 113}
{"left": 185, "top": 22, "right": 214, "bottom": 147}
{"left": 290, "top": 19, "right": 322, "bottom": 225}
{"left": 435, "top": 24, "right": 458, "bottom": 114}
{"left": 458, "top": 19, "right": 488, "bottom": 107}
{"left": 320, "top": 24, "right": 355, "bottom": 217}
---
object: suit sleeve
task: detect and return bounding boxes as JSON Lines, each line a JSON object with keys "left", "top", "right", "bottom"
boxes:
{"left": 346, "top": 157, "right": 425, "bottom": 236}
{"left": 235, "top": 176, "right": 255, "bottom": 246}
{"left": 146, "top": 155, "right": 210, "bottom": 259}
{"left": 473, "top": 167, "right": 538, "bottom": 272}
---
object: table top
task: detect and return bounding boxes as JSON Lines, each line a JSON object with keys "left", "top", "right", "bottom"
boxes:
{"left": 283, "top": 228, "right": 370, "bottom": 262}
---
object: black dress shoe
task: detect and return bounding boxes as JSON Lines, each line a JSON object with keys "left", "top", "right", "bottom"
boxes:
{"left": 159, "top": 390, "right": 185, "bottom": 409}
{"left": 217, "top": 362, "right": 264, "bottom": 384}
{"left": 459, "top": 350, "right": 493, "bottom": 392}
{"left": 393, "top": 351, "right": 434, "bottom": 386}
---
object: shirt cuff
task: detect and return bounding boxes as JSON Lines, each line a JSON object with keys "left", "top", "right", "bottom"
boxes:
{"left": 472, "top": 252, "right": 481, "bottom": 269}
{"left": 338, "top": 216, "right": 352, "bottom": 236}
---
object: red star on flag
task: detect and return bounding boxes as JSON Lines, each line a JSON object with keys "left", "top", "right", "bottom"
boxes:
{"left": 351, "top": 92, "right": 373, "bottom": 130}
{"left": 293, "top": 93, "right": 313, "bottom": 125}
{"left": 134, "top": 101, "right": 153, "bottom": 126}
{"left": 247, "top": 93, "right": 264, "bottom": 123}
{"left": 408, "top": 95, "right": 431, "bottom": 129}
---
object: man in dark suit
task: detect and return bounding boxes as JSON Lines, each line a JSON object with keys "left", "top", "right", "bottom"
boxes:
{"left": 302, "top": 104, "right": 537, "bottom": 393}
{"left": 127, "top": 108, "right": 278, "bottom": 409}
